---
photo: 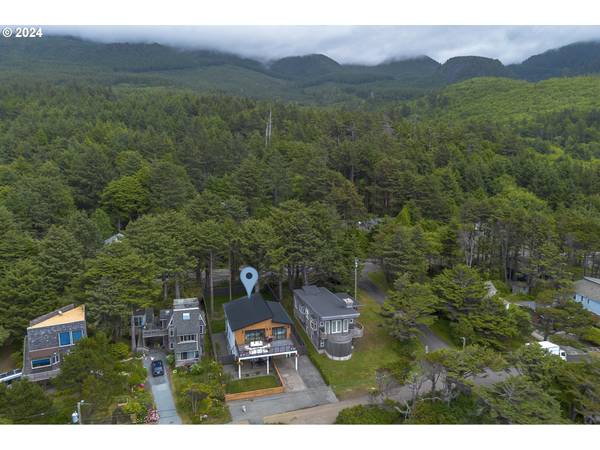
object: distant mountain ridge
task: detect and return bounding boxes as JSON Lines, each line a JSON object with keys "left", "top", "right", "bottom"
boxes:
{"left": 1, "top": 35, "right": 600, "bottom": 104}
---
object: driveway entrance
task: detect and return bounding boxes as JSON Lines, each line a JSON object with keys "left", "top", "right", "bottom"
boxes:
{"left": 143, "top": 350, "right": 182, "bottom": 424}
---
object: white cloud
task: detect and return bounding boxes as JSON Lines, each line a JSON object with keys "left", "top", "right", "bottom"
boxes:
{"left": 46, "top": 26, "right": 600, "bottom": 65}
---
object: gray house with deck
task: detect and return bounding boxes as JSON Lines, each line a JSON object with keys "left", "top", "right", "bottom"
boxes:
{"left": 293, "top": 285, "right": 362, "bottom": 360}
{"left": 132, "top": 298, "right": 206, "bottom": 366}
{"left": 22, "top": 304, "right": 87, "bottom": 381}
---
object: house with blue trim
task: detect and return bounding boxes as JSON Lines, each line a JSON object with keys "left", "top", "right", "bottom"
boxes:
{"left": 22, "top": 304, "right": 87, "bottom": 382}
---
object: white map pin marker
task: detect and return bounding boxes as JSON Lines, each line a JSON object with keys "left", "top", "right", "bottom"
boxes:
{"left": 240, "top": 266, "right": 258, "bottom": 299}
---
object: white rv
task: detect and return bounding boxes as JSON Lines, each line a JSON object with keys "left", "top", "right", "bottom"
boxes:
{"left": 527, "top": 341, "right": 567, "bottom": 361}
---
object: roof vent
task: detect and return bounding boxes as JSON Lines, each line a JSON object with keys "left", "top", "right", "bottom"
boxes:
{"left": 342, "top": 298, "right": 354, "bottom": 308}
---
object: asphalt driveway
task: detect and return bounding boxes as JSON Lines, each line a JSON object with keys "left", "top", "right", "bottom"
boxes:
{"left": 144, "top": 351, "right": 182, "bottom": 424}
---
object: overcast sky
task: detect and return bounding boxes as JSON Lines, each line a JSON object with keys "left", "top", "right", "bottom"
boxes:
{"left": 47, "top": 26, "right": 600, "bottom": 65}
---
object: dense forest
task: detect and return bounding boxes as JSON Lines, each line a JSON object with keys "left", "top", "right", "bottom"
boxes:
{"left": 1, "top": 35, "right": 600, "bottom": 424}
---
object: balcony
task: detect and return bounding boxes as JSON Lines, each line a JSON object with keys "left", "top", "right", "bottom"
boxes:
{"left": 24, "top": 368, "right": 61, "bottom": 382}
{"left": 237, "top": 339, "right": 297, "bottom": 360}
{"left": 351, "top": 322, "right": 364, "bottom": 338}
{"left": 142, "top": 325, "right": 168, "bottom": 338}
{"left": 323, "top": 322, "right": 364, "bottom": 343}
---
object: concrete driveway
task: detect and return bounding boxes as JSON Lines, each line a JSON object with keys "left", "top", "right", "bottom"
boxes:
{"left": 144, "top": 351, "right": 182, "bottom": 424}
{"left": 228, "top": 355, "right": 337, "bottom": 424}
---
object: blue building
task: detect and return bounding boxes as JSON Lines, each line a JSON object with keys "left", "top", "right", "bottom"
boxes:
{"left": 573, "top": 277, "right": 600, "bottom": 317}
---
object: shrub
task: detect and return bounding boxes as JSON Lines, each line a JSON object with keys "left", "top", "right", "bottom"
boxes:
{"left": 581, "top": 326, "right": 600, "bottom": 346}
{"left": 122, "top": 400, "right": 146, "bottom": 422}
{"left": 166, "top": 354, "right": 175, "bottom": 368}
{"left": 111, "top": 342, "right": 131, "bottom": 360}
{"left": 335, "top": 403, "right": 402, "bottom": 424}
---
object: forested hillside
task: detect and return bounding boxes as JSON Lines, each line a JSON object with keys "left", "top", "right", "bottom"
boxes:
{"left": 2, "top": 36, "right": 600, "bottom": 106}
{"left": 1, "top": 76, "right": 600, "bottom": 343}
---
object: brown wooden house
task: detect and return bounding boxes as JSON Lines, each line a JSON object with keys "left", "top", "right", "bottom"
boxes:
{"left": 223, "top": 293, "right": 297, "bottom": 378}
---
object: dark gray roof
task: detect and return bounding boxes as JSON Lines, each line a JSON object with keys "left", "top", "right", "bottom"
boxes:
{"left": 224, "top": 293, "right": 292, "bottom": 331}
{"left": 574, "top": 277, "right": 600, "bottom": 301}
{"left": 171, "top": 298, "right": 205, "bottom": 335}
{"left": 293, "top": 285, "right": 360, "bottom": 319}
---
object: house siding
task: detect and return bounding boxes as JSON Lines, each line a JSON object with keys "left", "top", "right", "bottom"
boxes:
{"left": 24, "top": 320, "right": 87, "bottom": 377}
{"left": 574, "top": 294, "right": 600, "bottom": 316}
{"left": 293, "top": 292, "right": 359, "bottom": 360}
{"left": 232, "top": 319, "right": 291, "bottom": 346}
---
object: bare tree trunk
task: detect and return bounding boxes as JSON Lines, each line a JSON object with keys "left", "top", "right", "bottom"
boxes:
{"left": 130, "top": 312, "right": 136, "bottom": 353}
{"left": 278, "top": 269, "right": 283, "bottom": 301}
{"left": 163, "top": 275, "right": 168, "bottom": 301}
{"left": 287, "top": 265, "right": 294, "bottom": 291}
{"left": 175, "top": 278, "right": 181, "bottom": 299}
{"left": 209, "top": 251, "right": 214, "bottom": 315}
{"left": 228, "top": 251, "right": 233, "bottom": 301}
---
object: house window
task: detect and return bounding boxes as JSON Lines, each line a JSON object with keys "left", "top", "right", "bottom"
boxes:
{"left": 133, "top": 316, "right": 143, "bottom": 327}
{"left": 325, "top": 321, "right": 330, "bottom": 334}
{"left": 178, "top": 334, "right": 196, "bottom": 343}
{"left": 245, "top": 329, "right": 266, "bottom": 344}
{"left": 169, "top": 327, "right": 174, "bottom": 337}
{"left": 199, "top": 326, "right": 204, "bottom": 335}
{"left": 272, "top": 327, "right": 287, "bottom": 340}
{"left": 182, "top": 313, "right": 190, "bottom": 320}
{"left": 169, "top": 342, "right": 174, "bottom": 350}
{"left": 58, "top": 331, "right": 71, "bottom": 346}
{"left": 343, "top": 319, "right": 349, "bottom": 333}
{"left": 59, "top": 330, "right": 83, "bottom": 347}
{"left": 331, "top": 320, "right": 342, "bottom": 334}
{"left": 319, "top": 340, "right": 325, "bottom": 348}
{"left": 31, "top": 358, "right": 52, "bottom": 369}
{"left": 310, "top": 320, "right": 317, "bottom": 330}
{"left": 72, "top": 330, "right": 83, "bottom": 343}
{"left": 179, "top": 351, "right": 199, "bottom": 361}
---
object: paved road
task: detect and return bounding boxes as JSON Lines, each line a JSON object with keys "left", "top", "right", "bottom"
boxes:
{"left": 359, "top": 261, "right": 450, "bottom": 351}
{"left": 144, "top": 351, "right": 182, "bottom": 424}
{"left": 264, "top": 368, "right": 516, "bottom": 424}
{"left": 228, "top": 355, "right": 337, "bottom": 424}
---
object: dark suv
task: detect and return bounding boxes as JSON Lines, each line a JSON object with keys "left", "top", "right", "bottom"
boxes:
{"left": 151, "top": 359, "right": 165, "bottom": 377}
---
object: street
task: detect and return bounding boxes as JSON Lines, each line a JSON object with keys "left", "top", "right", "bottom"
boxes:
{"left": 143, "top": 351, "right": 182, "bottom": 424}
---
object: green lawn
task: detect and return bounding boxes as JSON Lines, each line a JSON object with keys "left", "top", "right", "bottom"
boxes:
{"left": 298, "top": 289, "right": 414, "bottom": 399}
{"left": 225, "top": 374, "right": 280, "bottom": 394}
{"left": 207, "top": 294, "right": 231, "bottom": 317}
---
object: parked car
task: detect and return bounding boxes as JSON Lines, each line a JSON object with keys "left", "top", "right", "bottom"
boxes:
{"left": 151, "top": 359, "right": 165, "bottom": 377}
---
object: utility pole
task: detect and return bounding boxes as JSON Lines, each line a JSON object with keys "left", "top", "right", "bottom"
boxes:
{"left": 77, "top": 400, "right": 84, "bottom": 425}
{"left": 354, "top": 258, "right": 359, "bottom": 303}
{"left": 265, "top": 108, "right": 272, "bottom": 147}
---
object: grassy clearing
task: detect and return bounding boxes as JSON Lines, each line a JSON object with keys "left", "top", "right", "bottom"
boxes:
{"left": 225, "top": 374, "right": 280, "bottom": 394}
{"left": 297, "top": 289, "right": 413, "bottom": 399}
{"left": 208, "top": 294, "right": 231, "bottom": 317}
